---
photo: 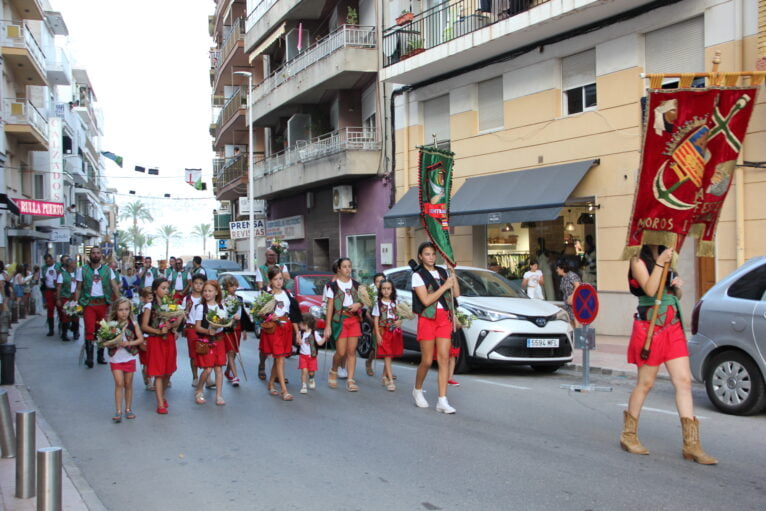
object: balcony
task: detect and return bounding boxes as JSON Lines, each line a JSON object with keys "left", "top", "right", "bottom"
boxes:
{"left": 212, "top": 17, "right": 248, "bottom": 94}
{"left": 380, "top": 0, "right": 648, "bottom": 84}
{"left": 0, "top": 20, "right": 46, "bottom": 85}
{"left": 253, "top": 127, "right": 380, "bottom": 199}
{"left": 7, "top": 0, "right": 44, "bottom": 20}
{"left": 2, "top": 98, "right": 48, "bottom": 150}
{"left": 245, "top": 0, "right": 327, "bottom": 52}
{"left": 213, "top": 212, "right": 232, "bottom": 239}
{"left": 212, "top": 155, "right": 248, "bottom": 201}
{"left": 75, "top": 212, "right": 100, "bottom": 233}
{"left": 214, "top": 88, "right": 248, "bottom": 148}
{"left": 46, "top": 46, "right": 71, "bottom": 85}
{"left": 251, "top": 25, "right": 377, "bottom": 126}
{"left": 64, "top": 154, "right": 85, "bottom": 180}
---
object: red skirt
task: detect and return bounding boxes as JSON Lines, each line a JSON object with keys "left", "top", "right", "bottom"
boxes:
{"left": 184, "top": 327, "right": 198, "bottom": 359}
{"left": 376, "top": 328, "right": 403, "bottom": 358}
{"left": 222, "top": 324, "right": 242, "bottom": 353}
{"left": 195, "top": 335, "right": 227, "bottom": 368}
{"left": 146, "top": 333, "right": 177, "bottom": 377}
{"left": 261, "top": 321, "right": 293, "bottom": 358}
{"left": 627, "top": 307, "right": 688, "bottom": 367}
{"left": 138, "top": 342, "right": 148, "bottom": 366}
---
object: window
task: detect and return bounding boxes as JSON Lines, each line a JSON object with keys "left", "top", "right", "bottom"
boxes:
{"left": 727, "top": 264, "right": 766, "bottom": 301}
{"left": 423, "top": 94, "right": 450, "bottom": 145}
{"left": 33, "top": 173, "right": 44, "bottom": 200}
{"left": 346, "top": 235, "right": 376, "bottom": 280}
{"left": 562, "top": 50, "right": 596, "bottom": 115}
{"left": 387, "top": 270, "right": 412, "bottom": 292}
{"left": 478, "top": 77, "right": 504, "bottom": 131}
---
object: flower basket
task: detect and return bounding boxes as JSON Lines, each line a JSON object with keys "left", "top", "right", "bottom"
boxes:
{"left": 396, "top": 12, "right": 414, "bottom": 25}
{"left": 158, "top": 296, "right": 185, "bottom": 322}
{"left": 95, "top": 319, "right": 123, "bottom": 349}
{"left": 250, "top": 293, "right": 276, "bottom": 319}
{"left": 260, "top": 320, "right": 277, "bottom": 335}
{"left": 206, "top": 307, "right": 232, "bottom": 329}
{"left": 62, "top": 301, "right": 83, "bottom": 319}
{"left": 358, "top": 284, "right": 372, "bottom": 308}
{"left": 395, "top": 301, "right": 415, "bottom": 320}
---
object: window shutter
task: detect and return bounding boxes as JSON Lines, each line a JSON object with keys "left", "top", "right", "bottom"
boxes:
{"left": 361, "top": 83, "right": 376, "bottom": 123}
{"left": 562, "top": 49, "right": 596, "bottom": 90}
{"left": 478, "top": 77, "right": 504, "bottom": 131}
{"left": 645, "top": 17, "right": 704, "bottom": 74}
{"left": 424, "top": 94, "right": 450, "bottom": 143}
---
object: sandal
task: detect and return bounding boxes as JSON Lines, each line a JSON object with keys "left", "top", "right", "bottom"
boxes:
{"left": 258, "top": 365, "right": 266, "bottom": 380}
{"left": 328, "top": 370, "right": 338, "bottom": 389}
{"left": 381, "top": 376, "right": 389, "bottom": 386}
{"left": 112, "top": 412, "right": 122, "bottom": 423}
{"left": 346, "top": 379, "right": 359, "bottom": 392}
{"left": 125, "top": 410, "right": 136, "bottom": 420}
{"left": 216, "top": 397, "right": 226, "bottom": 406}
{"left": 281, "top": 392, "right": 294, "bottom": 401}
{"left": 195, "top": 393, "right": 206, "bottom": 405}
{"left": 268, "top": 386, "right": 279, "bottom": 396}
{"left": 366, "top": 360, "right": 374, "bottom": 377}
{"left": 386, "top": 381, "right": 396, "bottom": 392}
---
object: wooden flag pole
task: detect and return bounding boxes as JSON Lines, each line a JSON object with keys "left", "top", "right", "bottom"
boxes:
{"left": 640, "top": 261, "right": 671, "bottom": 360}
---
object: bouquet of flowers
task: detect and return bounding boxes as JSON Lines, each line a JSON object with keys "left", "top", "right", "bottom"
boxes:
{"left": 269, "top": 238, "right": 289, "bottom": 256}
{"left": 223, "top": 293, "right": 240, "bottom": 317}
{"left": 358, "top": 284, "right": 373, "bottom": 308}
{"left": 365, "top": 284, "right": 378, "bottom": 308}
{"left": 62, "top": 301, "right": 83, "bottom": 318}
{"left": 157, "top": 295, "right": 185, "bottom": 322}
{"left": 96, "top": 319, "right": 123, "bottom": 349}
{"left": 206, "top": 306, "right": 232, "bottom": 329}
{"left": 249, "top": 293, "right": 276, "bottom": 319}
{"left": 395, "top": 301, "right": 415, "bottom": 320}
{"left": 455, "top": 309, "right": 477, "bottom": 329}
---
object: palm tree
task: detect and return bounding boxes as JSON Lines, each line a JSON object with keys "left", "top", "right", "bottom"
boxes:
{"left": 120, "top": 201, "right": 153, "bottom": 252}
{"left": 156, "top": 225, "right": 181, "bottom": 261}
{"left": 192, "top": 224, "right": 212, "bottom": 256}
{"left": 127, "top": 226, "right": 145, "bottom": 255}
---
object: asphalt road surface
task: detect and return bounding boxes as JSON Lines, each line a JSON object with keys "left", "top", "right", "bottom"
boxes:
{"left": 13, "top": 318, "right": 766, "bottom": 510}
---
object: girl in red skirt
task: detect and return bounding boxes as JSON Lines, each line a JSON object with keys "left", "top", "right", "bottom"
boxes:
{"left": 262, "top": 266, "right": 301, "bottom": 401}
{"left": 621, "top": 245, "right": 716, "bottom": 464}
{"left": 182, "top": 273, "right": 206, "bottom": 387}
{"left": 140, "top": 278, "right": 178, "bottom": 415}
{"left": 108, "top": 297, "right": 144, "bottom": 422}
{"left": 372, "top": 279, "right": 403, "bottom": 392}
{"left": 220, "top": 275, "right": 248, "bottom": 387}
{"left": 323, "top": 258, "right": 364, "bottom": 391}
{"left": 192, "top": 280, "right": 228, "bottom": 406}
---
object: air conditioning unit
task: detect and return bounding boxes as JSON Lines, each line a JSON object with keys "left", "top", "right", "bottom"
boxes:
{"left": 332, "top": 185, "right": 355, "bottom": 212}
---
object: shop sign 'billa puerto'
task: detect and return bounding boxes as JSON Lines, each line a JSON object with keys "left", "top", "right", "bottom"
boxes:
{"left": 624, "top": 87, "right": 757, "bottom": 258}
{"left": 418, "top": 146, "right": 455, "bottom": 266}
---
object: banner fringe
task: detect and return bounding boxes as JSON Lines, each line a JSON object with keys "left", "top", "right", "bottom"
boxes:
{"left": 696, "top": 240, "right": 716, "bottom": 257}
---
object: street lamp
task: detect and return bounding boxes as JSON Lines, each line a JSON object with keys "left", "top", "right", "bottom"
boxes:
{"left": 233, "top": 70, "right": 255, "bottom": 273}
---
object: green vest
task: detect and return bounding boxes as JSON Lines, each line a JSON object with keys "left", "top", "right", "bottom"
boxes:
{"left": 330, "top": 280, "right": 360, "bottom": 341}
{"left": 141, "top": 267, "right": 159, "bottom": 288}
{"left": 378, "top": 300, "right": 397, "bottom": 327}
{"left": 79, "top": 265, "right": 114, "bottom": 306}
{"left": 60, "top": 271, "right": 76, "bottom": 299}
{"left": 259, "top": 264, "right": 270, "bottom": 283}
{"left": 167, "top": 269, "right": 184, "bottom": 290}
{"left": 42, "top": 264, "right": 58, "bottom": 290}
{"left": 420, "top": 281, "right": 451, "bottom": 320}
{"left": 638, "top": 291, "right": 683, "bottom": 330}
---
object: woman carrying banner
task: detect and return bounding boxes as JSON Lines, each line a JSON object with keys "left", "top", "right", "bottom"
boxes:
{"left": 621, "top": 245, "right": 716, "bottom": 464}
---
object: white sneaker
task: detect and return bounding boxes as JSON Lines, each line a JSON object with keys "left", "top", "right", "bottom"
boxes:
{"left": 337, "top": 367, "right": 348, "bottom": 379}
{"left": 191, "top": 378, "right": 198, "bottom": 387}
{"left": 308, "top": 378, "right": 316, "bottom": 390}
{"left": 412, "top": 388, "right": 429, "bottom": 408}
{"left": 436, "top": 397, "right": 456, "bottom": 414}
{"left": 300, "top": 384, "right": 308, "bottom": 394}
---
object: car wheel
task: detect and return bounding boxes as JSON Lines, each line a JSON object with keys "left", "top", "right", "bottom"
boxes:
{"left": 704, "top": 351, "right": 766, "bottom": 416}
{"left": 531, "top": 364, "right": 563, "bottom": 374}
{"left": 356, "top": 320, "right": 374, "bottom": 359}
{"left": 453, "top": 330, "right": 471, "bottom": 374}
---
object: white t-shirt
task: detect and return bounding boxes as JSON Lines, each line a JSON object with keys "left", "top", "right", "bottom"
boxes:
{"left": 411, "top": 270, "right": 445, "bottom": 309}
{"left": 44, "top": 265, "right": 58, "bottom": 288}
{"left": 323, "top": 279, "right": 354, "bottom": 307}
{"left": 56, "top": 272, "right": 77, "bottom": 294}
{"left": 191, "top": 302, "right": 224, "bottom": 334}
{"left": 372, "top": 298, "right": 398, "bottom": 319}
{"left": 173, "top": 272, "right": 185, "bottom": 291}
{"left": 299, "top": 331, "right": 323, "bottom": 356}
{"left": 271, "top": 291, "right": 291, "bottom": 317}
{"left": 143, "top": 268, "right": 155, "bottom": 288}
{"left": 108, "top": 326, "right": 139, "bottom": 364}
{"left": 76, "top": 266, "right": 117, "bottom": 298}
{"left": 182, "top": 294, "right": 202, "bottom": 325}
{"left": 523, "top": 270, "right": 543, "bottom": 288}
{"left": 141, "top": 302, "right": 152, "bottom": 337}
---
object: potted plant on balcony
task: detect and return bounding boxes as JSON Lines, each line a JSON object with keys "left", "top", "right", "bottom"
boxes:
{"left": 396, "top": 9, "right": 415, "bottom": 26}
{"left": 346, "top": 6, "right": 359, "bottom": 26}
{"left": 402, "top": 38, "right": 424, "bottom": 60}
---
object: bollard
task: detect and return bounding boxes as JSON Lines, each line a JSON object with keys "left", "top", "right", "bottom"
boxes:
{"left": 29, "top": 299, "right": 36, "bottom": 316}
{"left": 15, "top": 410, "right": 35, "bottom": 498}
{"left": 0, "top": 389, "right": 16, "bottom": 458}
{"left": 10, "top": 300, "right": 18, "bottom": 324}
{"left": 19, "top": 301, "right": 26, "bottom": 319}
{"left": 0, "top": 309, "right": 9, "bottom": 343}
{"left": 36, "top": 447, "right": 62, "bottom": 511}
{"left": 0, "top": 343, "right": 16, "bottom": 385}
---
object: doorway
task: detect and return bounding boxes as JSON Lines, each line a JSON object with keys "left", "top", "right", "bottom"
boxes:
{"left": 313, "top": 238, "right": 330, "bottom": 271}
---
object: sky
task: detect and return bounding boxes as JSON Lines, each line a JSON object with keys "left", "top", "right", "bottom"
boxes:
{"left": 52, "top": 0, "right": 217, "bottom": 260}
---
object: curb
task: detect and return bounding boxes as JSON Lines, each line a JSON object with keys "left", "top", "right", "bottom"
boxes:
{"left": 9, "top": 315, "right": 107, "bottom": 511}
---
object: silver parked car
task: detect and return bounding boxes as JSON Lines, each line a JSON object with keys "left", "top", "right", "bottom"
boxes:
{"left": 688, "top": 256, "right": 766, "bottom": 415}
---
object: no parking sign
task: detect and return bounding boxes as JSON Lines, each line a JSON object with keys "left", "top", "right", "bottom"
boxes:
{"left": 572, "top": 284, "right": 599, "bottom": 325}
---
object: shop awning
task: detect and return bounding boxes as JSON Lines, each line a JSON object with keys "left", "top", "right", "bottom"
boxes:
{"left": 249, "top": 22, "right": 286, "bottom": 63}
{"left": 0, "top": 194, "right": 20, "bottom": 215}
{"left": 449, "top": 160, "right": 598, "bottom": 226}
{"left": 383, "top": 187, "right": 420, "bottom": 228}
{"left": 7, "top": 228, "right": 49, "bottom": 240}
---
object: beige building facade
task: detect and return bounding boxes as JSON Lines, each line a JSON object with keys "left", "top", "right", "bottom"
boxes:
{"left": 381, "top": 0, "right": 765, "bottom": 335}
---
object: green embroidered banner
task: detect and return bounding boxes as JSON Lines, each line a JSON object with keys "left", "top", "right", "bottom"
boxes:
{"left": 418, "top": 146, "right": 455, "bottom": 266}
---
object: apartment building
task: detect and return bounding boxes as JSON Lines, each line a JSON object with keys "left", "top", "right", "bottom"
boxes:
{"left": 0, "top": 0, "right": 113, "bottom": 264}
{"left": 380, "top": 0, "right": 765, "bottom": 335}
{"left": 211, "top": 0, "right": 392, "bottom": 277}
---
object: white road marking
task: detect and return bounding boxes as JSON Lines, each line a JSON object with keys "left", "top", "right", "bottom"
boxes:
{"left": 473, "top": 379, "right": 531, "bottom": 390}
{"left": 617, "top": 403, "right": 708, "bottom": 420}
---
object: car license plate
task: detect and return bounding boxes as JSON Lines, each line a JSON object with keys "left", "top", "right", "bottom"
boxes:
{"left": 527, "top": 338, "right": 559, "bottom": 348}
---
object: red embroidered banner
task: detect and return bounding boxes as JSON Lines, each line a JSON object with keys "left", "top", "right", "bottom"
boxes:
{"left": 624, "top": 87, "right": 757, "bottom": 258}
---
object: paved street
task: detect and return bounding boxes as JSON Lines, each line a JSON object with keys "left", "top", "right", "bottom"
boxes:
{"left": 8, "top": 316, "right": 766, "bottom": 510}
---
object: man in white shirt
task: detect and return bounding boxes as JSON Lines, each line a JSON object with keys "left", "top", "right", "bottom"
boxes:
{"left": 41, "top": 253, "right": 59, "bottom": 336}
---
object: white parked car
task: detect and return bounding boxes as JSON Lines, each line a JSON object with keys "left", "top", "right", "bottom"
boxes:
{"left": 383, "top": 266, "right": 574, "bottom": 373}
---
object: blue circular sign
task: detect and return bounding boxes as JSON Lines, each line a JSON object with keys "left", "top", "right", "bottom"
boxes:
{"left": 572, "top": 284, "right": 599, "bottom": 325}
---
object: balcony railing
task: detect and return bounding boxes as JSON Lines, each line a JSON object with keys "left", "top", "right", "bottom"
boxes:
{"left": 64, "top": 155, "right": 84, "bottom": 178}
{"left": 213, "top": 154, "right": 248, "bottom": 190}
{"left": 255, "top": 127, "right": 379, "bottom": 177}
{"left": 46, "top": 46, "right": 71, "bottom": 78}
{"left": 383, "top": 0, "right": 548, "bottom": 67}
{"left": 252, "top": 25, "right": 376, "bottom": 104}
{"left": 0, "top": 19, "right": 46, "bottom": 70}
{"left": 246, "top": 0, "right": 276, "bottom": 32}
{"left": 219, "top": 17, "right": 245, "bottom": 68}
{"left": 216, "top": 88, "right": 247, "bottom": 132}
{"left": 2, "top": 98, "right": 48, "bottom": 137}
{"left": 75, "top": 212, "right": 100, "bottom": 232}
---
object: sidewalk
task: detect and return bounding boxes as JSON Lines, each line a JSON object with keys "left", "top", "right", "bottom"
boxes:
{"left": 0, "top": 315, "right": 104, "bottom": 511}
{"left": 566, "top": 334, "right": 670, "bottom": 379}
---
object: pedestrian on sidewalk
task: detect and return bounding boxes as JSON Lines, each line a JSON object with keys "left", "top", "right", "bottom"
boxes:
{"left": 140, "top": 278, "right": 177, "bottom": 414}
{"left": 323, "top": 258, "right": 363, "bottom": 392}
{"left": 182, "top": 273, "right": 206, "bottom": 387}
{"left": 41, "top": 254, "right": 59, "bottom": 336}
{"left": 263, "top": 266, "right": 301, "bottom": 401}
{"left": 74, "top": 247, "right": 120, "bottom": 368}
{"left": 410, "top": 242, "right": 460, "bottom": 414}
{"left": 522, "top": 260, "right": 545, "bottom": 300}
{"left": 620, "top": 245, "right": 717, "bottom": 465}
{"left": 108, "top": 298, "right": 144, "bottom": 422}
{"left": 192, "top": 280, "right": 228, "bottom": 406}
{"left": 373, "top": 278, "right": 403, "bottom": 392}
{"left": 555, "top": 259, "right": 581, "bottom": 327}
{"left": 220, "top": 275, "right": 249, "bottom": 388}
{"left": 30, "top": 265, "right": 42, "bottom": 315}
{"left": 297, "top": 313, "right": 324, "bottom": 394}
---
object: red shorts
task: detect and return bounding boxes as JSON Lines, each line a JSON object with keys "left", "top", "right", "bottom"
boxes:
{"left": 222, "top": 325, "right": 242, "bottom": 353}
{"left": 339, "top": 315, "right": 361, "bottom": 339}
{"left": 298, "top": 354, "right": 318, "bottom": 371}
{"left": 261, "top": 321, "right": 293, "bottom": 358}
{"left": 84, "top": 304, "right": 109, "bottom": 341}
{"left": 376, "top": 328, "right": 404, "bottom": 358}
{"left": 146, "top": 333, "right": 177, "bottom": 377}
{"left": 110, "top": 360, "right": 137, "bottom": 373}
{"left": 627, "top": 307, "right": 688, "bottom": 367}
{"left": 195, "top": 336, "right": 227, "bottom": 368}
{"left": 184, "top": 327, "right": 198, "bottom": 359}
{"left": 417, "top": 309, "right": 453, "bottom": 341}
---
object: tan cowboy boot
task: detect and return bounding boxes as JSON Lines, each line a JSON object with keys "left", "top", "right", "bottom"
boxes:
{"left": 680, "top": 417, "right": 718, "bottom": 465}
{"left": 620, "top": 411, "right": 649, "bottom": 455}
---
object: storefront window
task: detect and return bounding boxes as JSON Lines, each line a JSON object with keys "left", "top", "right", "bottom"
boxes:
{"left": 347, "top": 234, "right": 376, "bottom": 281}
